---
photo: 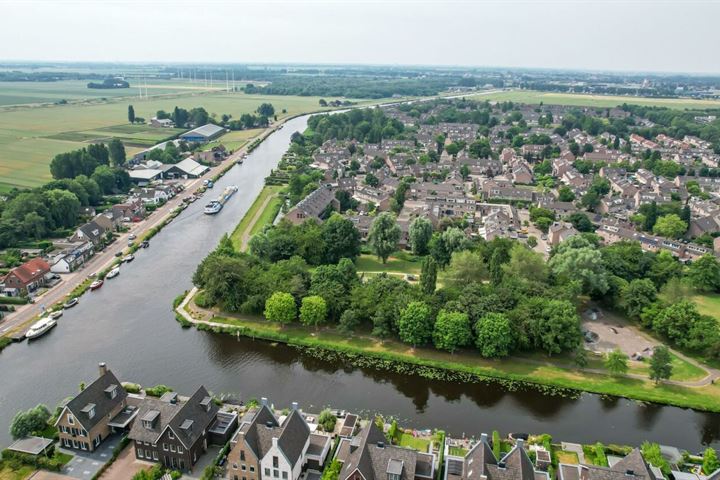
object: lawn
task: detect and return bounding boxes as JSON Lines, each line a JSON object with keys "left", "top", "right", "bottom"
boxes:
{"left": 230, "top": 185, "right": 285, "bottom": 250}
{"left": 215, "top": 129, "right": 264, "bottom": 151}
{"left": 555, "top": 450, "right": 580, "bottom": 465}
{"left": 692, "top": 293, "right": 720, "bottom": 321}
{"left": 0, "top": 87, "right": 377, "bottom": 188}
{"left": 192, "top": 303, "right": 720, "bottom": 412}
{"left": 0, "top": 465, "right": 34, "bottom": 480}
{"left": 448, "top": 446, "right": 468, "bottom": 457}
{"left": 397, "top": 432, "right": 431, "bottom": 452}
{"left": 467, "top": 90, "right": 720, "bottom": 110}
{"left": 355, "top": 253, "right": 422, "bottom": 275}
{"left": 630, "top": 353, "right": 707, "bottom": 382}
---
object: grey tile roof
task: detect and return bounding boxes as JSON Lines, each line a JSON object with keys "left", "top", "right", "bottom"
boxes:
{"left": 463, "top": 436, "right": 497, "bottom": 480}
{"left": 61, "top": 370, "right": 126, "bottom": 432}
{"left": 242, "top": 406, "right": 310, "bottom": 468}
{"left": 558, "top": 449, "right": 658, "bottom": 480}
{"left": 128, "top": 386, "right": 218, "bottom": 448}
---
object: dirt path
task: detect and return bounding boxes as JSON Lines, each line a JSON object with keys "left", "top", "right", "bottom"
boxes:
{"left": 239, "top": 192, "right": 277, "bottom": 251}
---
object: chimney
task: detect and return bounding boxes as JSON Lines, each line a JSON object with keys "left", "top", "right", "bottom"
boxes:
{"left": 98, "top": 362, "right": 107, "bottom": 377}
{"left": 291, "top": 402, "right": 299, "bottom": 411}
{"left": 377, "top": 442, "right": 385, "bottom": 448}
{"left": 261, "top": 397, "right": 268, "bottom": 407}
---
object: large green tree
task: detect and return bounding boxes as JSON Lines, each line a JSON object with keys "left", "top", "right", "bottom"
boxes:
{"left": 368, "top": 212, "right": 400, "bottom": 263}
{"left": 652, "top": 214, "right": 687, "bottom": 239}
{"left": 605, "top": 348, "right": 629, "bottom": 376}
{"left": 620, "top": 279, "right": 657, "bottom": 319}
{"left": 10, "top": 404, "right": 51, "bottom": 439}
{"left": 420, "top": 256, "right": 437, "bottom": 295}
{"left": 264, "top": 292, "right": 297, "bottom": 325}
{"left": 475, "top": 313, "right": 514, "bottom": 358}
{"left": 433, "top": 310, "right": 472, "bottom": 354}
{"left": 108, "top": 138, "right": 126, "bottom": 167}
{"left": 445, "top": 250, "right": 486, "bottom": 288}
{"left": 321, "top": 214, "right": 361, "bottom": 264}
{"left": 397, "top": 301, "right": 433, "bottom": 347}
{"left": 299, "top": 295, "right": 327, "bottom": 328}
{"left": 687, "top": 254, "right": 720, "bottom": 292}
{"left": 409, "top": 217, "right": 433, "bottom": 255}
{"left": 649, "top": 345, "right": 672, "bottom": 384}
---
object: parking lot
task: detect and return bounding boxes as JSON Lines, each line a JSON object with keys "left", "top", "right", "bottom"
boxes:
{"left": 581, "top": 307, "right": 658, "bottom": 360}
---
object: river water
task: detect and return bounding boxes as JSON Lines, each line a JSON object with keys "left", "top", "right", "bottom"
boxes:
{"left": 1, "top": 114, "right": 719, "bottom": 451}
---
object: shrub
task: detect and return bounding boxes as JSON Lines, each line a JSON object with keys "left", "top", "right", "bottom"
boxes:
{"left": 145, "top": 385, "right": 173, "bottom": 397}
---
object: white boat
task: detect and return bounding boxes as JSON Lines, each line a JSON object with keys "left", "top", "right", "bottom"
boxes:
{"left": 204, "top": 201, "right": 222, "bottom": 215}
{"left": 123, "top": 254, "right": 135, "bottom": 263}
{"left": 48, "top": 310, "right": 63, "bottom": 320}
{"left": 26, "top": 317, "right": 57, "bottom": 340}
{"left": 106, "top": 267, "right": 120, "bottom": 279}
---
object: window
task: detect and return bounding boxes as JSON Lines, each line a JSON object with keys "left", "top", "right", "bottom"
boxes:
{"left": 273, "top": 457, "right": 279, "bottom": 468}
{"left": 81, "top": 429, "right": 87, "bottom": 437}
{"left": 240, "top": 450, "right": 245, "bottom": 461}
{"left": 170, "top": 445, "right": 176, "bottom": 452}
{"left": 67, "top": 414, "right": 75, "bottom": 425}
{"left": 234, "top": 477, "right": 239, "bottom": 480}
{"left": 163, "top": 443, "right": 168, "bottom": 451}
{"left": 250, "top": 466, "right": 255, "bottom": 473}
{"left": 233, "top": 464, "right": 238, "bottom": 470}
{"left": 273, "top": 470, "right": 279, "bottom": 478}
{"left": 241, "top": 465, "right": 247, "bottom": 471}
{"left": 178, "top": 446, "right": 183, "bottom": 454}
{"left": 153, "top": 451, "right": 158, "bottom": 461}
{"left": 282, "top": 472, "right": 288, "bottom": 480}
{"left": 145, "top": 450, "right": 151, "bottom": 459}
{"left": 137, "top": 449, "right": 144, "bottom": 459}
{"left": 168, "top": 431, "right": 175, "bottom": 439}
{"left": 265, "top": 468, "right": 270, "bottom": 476}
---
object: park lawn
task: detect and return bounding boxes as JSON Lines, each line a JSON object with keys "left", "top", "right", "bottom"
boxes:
{"left": 629, "top": 353, "right": 707, "bottom": 382}
{"left": 355, "top": 253, "right": 422, "bottom": 275}
{"left": 0, "top": 464, "right": 34, "bottom": 480}
{"left": 196, "top": 305, "right": 720, "bottom": 412}
{"left": 397, "top": 432, "right": 431, "bottom": 452}
{"left": 467, "top": 90, "right": 720, "bottom": 110}
{"left": 230, "top": 185, "right": 285, "bottom": 249}
{"left": 692, "top": 293, "right": 720, "bottom": 321}
{"left": 0, "top": 88, "right": 377, "bottom": 188}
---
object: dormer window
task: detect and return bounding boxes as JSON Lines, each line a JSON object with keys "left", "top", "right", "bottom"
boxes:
{"left": 105, "top": 385, "right": 118, "bottom": 399}
{"left": 67, "top": 413, "right": 75, "bottom": 425}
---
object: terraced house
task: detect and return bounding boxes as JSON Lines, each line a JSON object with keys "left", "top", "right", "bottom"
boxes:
{"left": 129, "top": 386, "right": 219, "bottom": 471}
{"left": 55, "top": 363, "right": 129, "bottom": 452}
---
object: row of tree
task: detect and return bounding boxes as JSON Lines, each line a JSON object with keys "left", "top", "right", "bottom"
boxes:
{"left": 49, "top": 140, "right": 126, "bottom": 179}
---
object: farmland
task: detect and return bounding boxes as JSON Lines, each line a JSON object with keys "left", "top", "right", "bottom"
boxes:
{"left": 467, "top": 89, "right": 720, "bottom": 110}
{"left": 0, "top": 84, "right": 365, "bottom": 190}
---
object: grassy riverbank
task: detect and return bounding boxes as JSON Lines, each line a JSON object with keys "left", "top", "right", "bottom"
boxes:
{"left": 230, "top": 185, "right": 285, "bottom": 250}
{"left": 181, "top": 300, "right": 720, "bottom": 412}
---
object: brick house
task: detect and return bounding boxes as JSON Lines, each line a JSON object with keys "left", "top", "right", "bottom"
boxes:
{"left": 55, "top": 363, "right": 129, "bottom": 452}
{"left": 2, "top": 257, "right": 51, "bottom": 295}
{"left": 128, "top": 386, "right": 219, "bottom": 472}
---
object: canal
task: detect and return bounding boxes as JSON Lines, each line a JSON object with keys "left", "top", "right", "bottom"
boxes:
{"left": 1, "top": 113, "right": 719, "bottom": 451}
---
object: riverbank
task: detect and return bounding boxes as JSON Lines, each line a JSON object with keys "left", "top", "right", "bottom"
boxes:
{"left": 176, "top": 289, "right": 720, "bottom": 413}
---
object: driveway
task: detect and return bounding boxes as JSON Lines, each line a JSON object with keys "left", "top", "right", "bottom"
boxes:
{"left": 60, "top": 435, "right": 122, "bottom": 479}
{"left": 100, "top": 443, "right": 154, "bottom": 480}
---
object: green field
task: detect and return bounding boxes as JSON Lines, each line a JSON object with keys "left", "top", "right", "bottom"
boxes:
{"left": 468, "top": 89, "right": 720, "bottom": 110}
{"left": 0, "top": 86, "right": 365, "bottom": 189}
{"left": 355, "top": 252, "right": 422, "bottom": 275}
{"left": 0, "top": 79, "right": 224, "bottom": 106}
{"left": 693, "top": 293, "right": 720, "bottom": 321}
{"left": 230, "top": 185, "right": 285, "bottom": 250}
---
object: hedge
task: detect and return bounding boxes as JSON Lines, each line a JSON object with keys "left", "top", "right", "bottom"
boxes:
{"left": 0, "top": 296, "right": 29, "bottom": 305}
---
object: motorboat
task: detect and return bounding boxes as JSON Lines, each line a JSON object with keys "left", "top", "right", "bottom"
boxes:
{"left": 26, "top": 317, "right": 57, "bottom": 340}
{"left": 106, "top": 267, "right": 120, "bottom": 279}
{"left": 48, "top": 310, "right": 63, "bottom": 320}
{"left": 204, "top": 201, "right": 222, "bottom": 215}
{"left": 123, "top": 254, "right": 135, "bottom": 263}
{"left": 63, "top": 297, "right": 79, "bottom": 309}
{"left": 90, "top": 279, "right": 104, "bottom": 290}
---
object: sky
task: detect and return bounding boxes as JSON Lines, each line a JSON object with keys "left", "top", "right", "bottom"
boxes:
{"left": 2, "top": 0, "right": 720, "bottom": 74}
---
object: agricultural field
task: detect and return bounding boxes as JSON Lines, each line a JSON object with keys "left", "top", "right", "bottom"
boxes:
{"left": 468, "top": 89, "right": 720, "bottom": 110}
{"left": 0, "top": 87, "right": 363, "bottom": 189}
{"left": 0, "top": 79, "right": 223, "bottom": 106}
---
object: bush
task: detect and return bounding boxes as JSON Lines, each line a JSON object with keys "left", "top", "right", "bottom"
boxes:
{"left": 0, "top": 296, "right": 29, "bottom": 305}
{"left": 145, "top": 385, "right": 173, "bottom": 397}
{"left": 123, "top": 383, "right": 141, "bottom": 394}
{"left": 1, "top": 449, "right": 66, "bottom": 472}
{"left": 318, "top": 409, "right": 337, "bottom": 433}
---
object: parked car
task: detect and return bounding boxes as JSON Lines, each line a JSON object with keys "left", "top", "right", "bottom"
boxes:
{"left": 140, "top": 240, "right": 150, "bottom": 248}
{"left": 128, "top": 233, "right": 137, "bottom": 240}
{"left": 114, "top": 251, "right": 123, "bottom": 257}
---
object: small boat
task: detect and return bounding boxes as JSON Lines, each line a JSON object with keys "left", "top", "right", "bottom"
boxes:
{"left": 63, "top": 298, "right": 79, "bottom": 309}
{"left": 204, "top": 201, "right": 222, "bottom": 215}
{"left": 140, "top": 240, "right": 150, "bottom": 248}
{"left": 90, "top": 279, "right": 104, "bottom": 290}
{"left": 48, "top": 310, "right": 63, "bottom": 320}
{"left": 207, "top": 180, "right": 214, "bottom": 189}
{"left": 106, "top": 267, "right": 120, "bottom": 279}
{"left": 123, "top": 254, "right": 135, "bottom": 263}
{"left": 26, "top": 318, "right": 57, "bottom": 340}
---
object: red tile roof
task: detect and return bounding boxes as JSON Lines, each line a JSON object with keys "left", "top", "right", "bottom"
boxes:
{"left": 8, "top": 257, "right": 50, "bottom": 285}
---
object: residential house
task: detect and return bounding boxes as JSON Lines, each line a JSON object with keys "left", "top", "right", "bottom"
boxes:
{"left": 336, "top": 422, "right": 435, "bottom": 480}
{"left": 129, "top": 386, "right": 219, "bottom": 471}
{"left": 150, "top": 117, "right": 175, "bottom": 128}
{"left": 285, "top": 185, "right": 339, "bottom": 225}
{"left": 548, "top": 222, "right": 578, "bottom": 246}
{"left": 558, "top": 449, "right": 661, "bottom": 480}
{"left": 55, "top": 363, "right": 131, "bottom": 452}
{"left": 70, "top": 220, "right": 107, "bottom": 248}
{"left": 50, "top": 242, "right": 94, "bottom": 274}
{"left": 2, "top": 257, "right": 51, "bottom": 295}
{"left": 444, "top": 436, "right": 547, "bottom": 480}
{"left": 225, "top": 400, "right": 330, "bottom": 480}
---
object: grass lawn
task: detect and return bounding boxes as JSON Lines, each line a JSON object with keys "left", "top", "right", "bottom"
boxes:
{"left": 467, "top": 90, "right": 720, "bottom": 110}
{"left": 194, "top": 305, "right": 720, "bottom": 412}
{"left": 0, "top": 465, "right": 34, "bottom": 480}
{"left": 397, "top": 432, "right": 431, "bottom": 452}
{"left": 692, "top": 293, "right": 720, "bottom": 321}
{"left": 229, "top": 185, "right": 285, "bottom": 249}
{"left": 556, "top": 450, "right": 580, "bottom": 465}
{"left": 630, "top": 353, "right": 707, "bottom": 382}
{"left": 216, "top": 128, "right": 264, "bottom": 151}
{"left": 448, "top": 446, "right": 468, "bottom": 457}
{"left": 355, "top": 253, "right": 422, "bottom": 275}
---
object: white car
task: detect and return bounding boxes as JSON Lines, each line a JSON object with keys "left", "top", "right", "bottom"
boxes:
{"left": 128, "top": 233, "right": 137, "bottom": 240}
